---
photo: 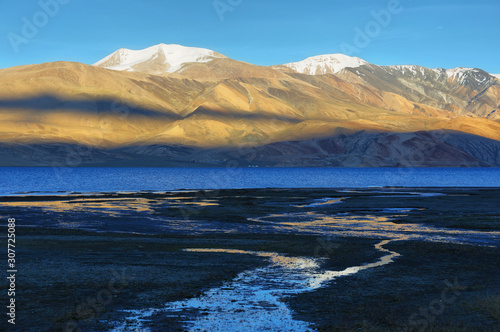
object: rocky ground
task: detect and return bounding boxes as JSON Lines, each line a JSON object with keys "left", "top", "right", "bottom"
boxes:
{"left": 0, "top": 188, "right": 499, "bottom": 331}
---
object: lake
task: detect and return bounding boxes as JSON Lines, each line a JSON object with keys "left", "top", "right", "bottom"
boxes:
{"left": 0, "top": 167, "right": 499, "bottom": 195}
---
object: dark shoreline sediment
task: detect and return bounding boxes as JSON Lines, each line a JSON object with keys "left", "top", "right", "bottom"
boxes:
{"left": 287, "top": 240, "right": 500, "bottom": 331}
{"left": 9, "top": 230, "right": 385, "bottom": 331}
{"left": 1, "top": 188, "right": 499, "bottom": 331}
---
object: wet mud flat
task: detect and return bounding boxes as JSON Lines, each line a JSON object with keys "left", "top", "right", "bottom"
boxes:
{"left": 0, "top": 188, "right": 499, "bottom": 331}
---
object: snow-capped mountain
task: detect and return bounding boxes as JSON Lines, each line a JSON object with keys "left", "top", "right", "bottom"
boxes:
{"left": 493, "top": 74, "right": 500, "bottom": 79}
{"left": 333, "top": 63, "right": 500, "bottom": 120}
{"left": 94, "top": 44, "right": 227, "bottom": 74}
{"left": 445, "top": 67, "right": 495, "bottom": 85}
{"left": 283, "top": 54, "right": 368, "bottom": 75}
{"left": 381, "top": 65, "right": 495, "bottom": 86}
{"left": 2, "top": 45, "right": 500, "bottom": 167}
{"left": 92, "top": 44, "right": 499, "bottom": 120}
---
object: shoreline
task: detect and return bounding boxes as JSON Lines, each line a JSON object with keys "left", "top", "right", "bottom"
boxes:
{"left": 1, "top": 187, "right": 499, "bottom": 331}
{"left": 2, "top": 185, "right": 500, "bottom": 197}
{"left": 2, "top": 168, "right": 500, "bottom": 195}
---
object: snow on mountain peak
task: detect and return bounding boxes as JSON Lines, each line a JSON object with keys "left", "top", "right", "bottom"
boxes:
{"left": 94, "top": 44, "right": 227, "bottom": 74}
{"left": 446, "top": 67, "right": 476, "bottom": 78}
{"left": 445, "top": 67, "right": 493, "bottom": 85}
{"left": 283, "top": 54, "right": 368, "bottom": 75}
{"left": 387, "top": 64, "right": 438, "bottom": 77}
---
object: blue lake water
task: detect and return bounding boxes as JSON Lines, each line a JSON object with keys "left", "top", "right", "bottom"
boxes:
{"left": 0, "top": 167, "right": 499, "bottom": 196}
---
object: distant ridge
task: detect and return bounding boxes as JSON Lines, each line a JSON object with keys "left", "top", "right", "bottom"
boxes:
{"left": 0, "top": 43, "right": 499, "bottom": 167}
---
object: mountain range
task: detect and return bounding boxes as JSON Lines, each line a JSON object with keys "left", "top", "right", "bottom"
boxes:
{"left": 1, "top": 44, "right": 499, "bottom": 167}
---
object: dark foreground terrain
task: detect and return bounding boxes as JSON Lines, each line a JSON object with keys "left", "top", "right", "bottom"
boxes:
{"left": 0, "top": 188, "right": 499, "bottom": 331}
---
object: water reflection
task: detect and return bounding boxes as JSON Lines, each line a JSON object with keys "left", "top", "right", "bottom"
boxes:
{"left": 295, "top": 197, "right": 346, "bottom": 208}
{"left": 2, "top": 189, "right": 498, "bottom": 331}
{"left": 1, "top": 192, "right": 498, "bottom": 246}
{"left": 0, "top": 196, "right": 219, "bottom": 214}
{"left": 111, "top": 240, "right": 399, "bottom": 332}
{"left": 0, "top": 198, "right": 155, "bottom": 213}
{"left": 251, "top": 212, "right": 500, "bottom": 246}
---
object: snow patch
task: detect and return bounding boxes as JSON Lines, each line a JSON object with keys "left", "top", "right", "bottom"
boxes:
{"left": 283, "top": 54, "right": 368, "bottom": 75}
{"left": 384, "top": 65, "right": 493, "bottom": 86}
{"left": 93, "top": 44, "right": 227, "bottom": 74}
{"left": 446, "top": 67, "right": 476, "bottom": 79}
{"left": 388, "top": 65, "right": 422, "bottom": 76}
{"left": 387, "top": 65, "right": 448, "bottom": 80}
{"left": 444, "top": 67, "right": 489, "bottom": 85}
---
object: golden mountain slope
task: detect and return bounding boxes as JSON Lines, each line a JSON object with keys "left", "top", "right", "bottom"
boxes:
{"left": 331, "top": 65, "right": 500, "bottom": 121}
{"left": 1, "top": 60, "right": 500, "bottom": 167}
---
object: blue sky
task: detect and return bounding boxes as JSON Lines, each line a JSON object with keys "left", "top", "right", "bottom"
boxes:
{"left": 1, "top": 0, "right": 499, "bottom": 73}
